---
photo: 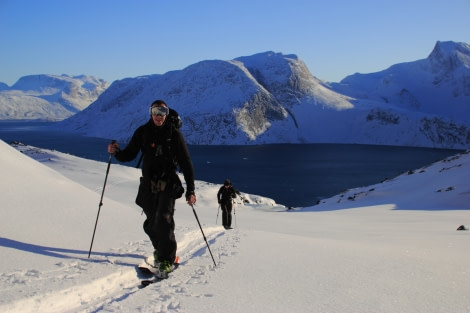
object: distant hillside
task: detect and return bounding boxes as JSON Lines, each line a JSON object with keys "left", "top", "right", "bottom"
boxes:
{"left": 0, "top": 74, "right": 108, "bottom": 121}
{"left": 331, "top": 41, "right": 470, "bottom": 122}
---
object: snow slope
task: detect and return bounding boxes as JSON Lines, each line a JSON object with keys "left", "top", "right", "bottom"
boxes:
{"left": 1, "top": 140, "right": 469, "bottom": 312}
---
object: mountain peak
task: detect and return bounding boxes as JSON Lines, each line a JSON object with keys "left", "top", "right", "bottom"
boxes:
{"left": 428, "top": 41, "right": 470, "bottom": 70}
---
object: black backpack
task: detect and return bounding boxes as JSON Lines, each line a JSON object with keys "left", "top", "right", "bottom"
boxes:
{"left": 167, "top": 108, "right": 182, "bottom": 130}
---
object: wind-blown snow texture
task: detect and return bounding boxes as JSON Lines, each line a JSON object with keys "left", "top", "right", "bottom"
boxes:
{"left": 55, "top": 41, "right": 470, "bottom": 149}
{"left": 1, "top": 140, "right": 469, "bottom": 312}
{"left": 0, "top": 74, "right": 108, "bottom": 120}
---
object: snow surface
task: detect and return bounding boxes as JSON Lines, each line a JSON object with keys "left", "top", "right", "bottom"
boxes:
{"left": 1, "top": 139, "right": 470, "bottom": 313}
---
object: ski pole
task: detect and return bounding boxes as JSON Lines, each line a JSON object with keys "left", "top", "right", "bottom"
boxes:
{"left": 88, "top": 141, "right": 114, "bottom": 258}
{"left": 190, "top": 204, "right": 217, "bottom": 267}
{"left": 216, "top": 204, "right": 220, "bottom": 224}
{"left": 234, "top": 204, "right": 237, "bottom": 228}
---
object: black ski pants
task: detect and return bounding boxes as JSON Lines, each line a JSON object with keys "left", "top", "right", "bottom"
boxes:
{"left": 143, "top": 191, "right": 176, "bottom": 263}
{"left": 221, "top": 201, "right": 232, "bottom": 228}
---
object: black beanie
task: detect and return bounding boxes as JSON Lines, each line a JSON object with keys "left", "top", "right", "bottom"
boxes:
{"left": 151, "top": 99, "right": 167, "bottom": 107}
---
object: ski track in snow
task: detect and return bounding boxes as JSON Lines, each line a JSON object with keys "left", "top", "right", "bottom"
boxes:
{"left": 89, "top": 225, "right": 240, "bottom": 313}
{"left": 0, "top": 225, "right": 239, "bottom": 313}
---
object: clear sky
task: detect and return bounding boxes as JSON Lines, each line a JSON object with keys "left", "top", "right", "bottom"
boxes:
{"left": 1, "top": 0, "right": 469, "bottom": 86}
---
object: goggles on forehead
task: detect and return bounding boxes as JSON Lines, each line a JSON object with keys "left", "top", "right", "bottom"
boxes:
{"left": 150, "top": 106, "right": 169, "bottom": 116}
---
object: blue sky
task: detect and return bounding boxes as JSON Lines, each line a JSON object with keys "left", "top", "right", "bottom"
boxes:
{"left": 1, "top": 0, "right": 469, "bottom": 86}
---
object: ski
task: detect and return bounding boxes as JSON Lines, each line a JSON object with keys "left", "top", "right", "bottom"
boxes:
{"left": 138, "top": 256, "right": 179, "bottom": 288}
{"left": 140, "top": 263, "right": 179, "bottom": 287}
{"left": 141, "top": 278, "right": 158, "bottom": 287}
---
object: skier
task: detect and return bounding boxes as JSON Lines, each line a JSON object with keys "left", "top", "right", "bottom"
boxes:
{"left": 217, "top": 179, "right": 238, "bottom": 229}
{"left": 107, "top": 99, "right": 196, "bottom": 277}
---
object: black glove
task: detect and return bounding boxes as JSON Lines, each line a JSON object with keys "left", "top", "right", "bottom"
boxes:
{"left": 185, "top": 190, "right": 195, "bottom": 201}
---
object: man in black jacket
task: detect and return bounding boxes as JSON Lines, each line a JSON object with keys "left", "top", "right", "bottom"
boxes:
{"left": 108, "top": 99, "right": 196, "bottom": 277}
{"left": 217, "top": 179, "right": 237, "bottom": 229}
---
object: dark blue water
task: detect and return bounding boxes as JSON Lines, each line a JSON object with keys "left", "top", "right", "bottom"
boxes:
{"left": 0, "top": 121, "right": 462, "bottom": 207}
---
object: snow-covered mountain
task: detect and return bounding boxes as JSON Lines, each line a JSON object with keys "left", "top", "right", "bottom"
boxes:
{"left": 329, "top": 41, "right": 470, "bottom": 148}
{"left": 0, "top": 74, "right": 109, "bottom": 121}
{"left": 55, "top": 41, "right": 469, "bottom": 149}
{"left": 54, "top": 52, "right": 356, "bottom": 145}
{"left": 0, "top": 82, "right": 9, "bottom": 91}
{"left": 332, "top": 41, "right": 470, "bottom": 120}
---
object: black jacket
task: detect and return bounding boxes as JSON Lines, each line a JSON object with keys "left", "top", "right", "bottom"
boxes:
{"left": 114, "top": 118, "right": 195, "bottom": 193}
{"left": 217, "top": 186, "right": 237, "bottom": 204}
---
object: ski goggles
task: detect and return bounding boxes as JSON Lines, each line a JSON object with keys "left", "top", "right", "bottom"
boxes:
{"left": 150, "top": 106, "right": 169, "bottom": 116}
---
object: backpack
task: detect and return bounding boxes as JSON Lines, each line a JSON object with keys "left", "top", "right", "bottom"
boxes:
{"left": 167, "top": 108, "right": 182, "bottom": 130}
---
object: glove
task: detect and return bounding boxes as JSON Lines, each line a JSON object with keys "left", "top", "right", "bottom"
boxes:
{"left": 185, "top": 190, "right": 195, "bottom": 202}
{"left": 218, "top": 200, "right": 221, "bottom": 204}
{"left": 107, "top": 140, "right": 120, "bottom": 155}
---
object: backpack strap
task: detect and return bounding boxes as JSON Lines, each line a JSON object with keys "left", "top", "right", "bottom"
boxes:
{"left": 135, "top": 108, "right": 182, "bottom": 169}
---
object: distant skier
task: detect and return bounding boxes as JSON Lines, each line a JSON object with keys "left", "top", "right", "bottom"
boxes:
{"left": 217, "top": 179, "right": 238, "bottom": 229}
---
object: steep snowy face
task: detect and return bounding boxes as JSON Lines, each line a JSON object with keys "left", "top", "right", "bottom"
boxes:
{"left": 427, "top": 41, "right": 470, "bottom": 99}
{"left": 235, "top": 52, "right": 315, "bottom": 105}
{"left": 234, "top": 52, "right": 352, "bottom": 110}
{"left": 332, "top": 41, "right": 470, "bottom": 120}
{"left": 0, "top": 74, "right": 108, "bottom": 120}
{"left": 165, "top": 59, "right": 289, "bottom": 143}
{"left": 428, "top": 41, "right": 470, "bottom": 73}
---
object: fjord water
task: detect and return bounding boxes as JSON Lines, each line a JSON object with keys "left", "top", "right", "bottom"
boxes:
{"left": 0, "top": 121, "right": 461, "bottom": 207}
